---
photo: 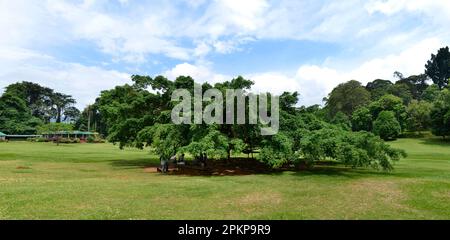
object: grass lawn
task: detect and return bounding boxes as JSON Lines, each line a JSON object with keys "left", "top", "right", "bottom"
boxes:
{"left": 0, "top": 138, "right": 449, "bottom": 220}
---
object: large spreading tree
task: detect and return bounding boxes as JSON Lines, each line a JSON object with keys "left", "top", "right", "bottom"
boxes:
{"left": 95, "top": 75, "right": 405, "bottom": 171}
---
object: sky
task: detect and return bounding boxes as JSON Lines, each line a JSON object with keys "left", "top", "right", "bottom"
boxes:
{"left": 1, "top": 0, "right": 450, "bottom": 109}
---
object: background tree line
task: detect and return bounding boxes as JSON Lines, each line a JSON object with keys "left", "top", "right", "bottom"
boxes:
{"left": 324, "top": 46, "right": 450, "bottom": 140}
{"left": 1, "top": 46, "right": 449, "bottom": 171}
{"left": 0, "top": 82, "right": 80, "bottom": 134}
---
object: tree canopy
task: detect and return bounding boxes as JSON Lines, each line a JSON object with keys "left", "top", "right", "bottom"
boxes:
{"left": 425, "top": 46, "right": 450, "bottom": 90}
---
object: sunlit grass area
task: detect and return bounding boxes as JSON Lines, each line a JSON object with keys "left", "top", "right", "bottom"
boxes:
{"left": 0, "top": 138, "right": 449, "bottom": 219}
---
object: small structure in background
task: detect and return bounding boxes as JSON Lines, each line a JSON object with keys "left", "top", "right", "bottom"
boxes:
{"left": 0, "top": 132, "right": 6, "bottom": 141}
{"left": 5, "top": 134, "right": 42, "bottom": 141}
{"left": 41, "top": 131, "right": 98, "bottom": 143}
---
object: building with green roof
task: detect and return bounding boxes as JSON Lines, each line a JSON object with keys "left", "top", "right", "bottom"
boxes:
{"left": 42, "top": 131, "right": 98, "bottom": 142}
{"left": 0, "top": 132, "right": 6, "bottom": 140}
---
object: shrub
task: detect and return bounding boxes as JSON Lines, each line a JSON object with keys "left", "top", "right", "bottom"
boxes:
{"left": 373, "top": 111, "right": 401, "bottom": 140}
{"left": 87, "top": 136, "right": 95, "bottom": 143}
{"left": 299, "top": 129, "right": 406, "bottom": 171}
{"left": 352, "top": 107, "right": 373, "bottom": 132}
{"left": 258, "top": 133, "right": 293, "bottom": 168}
{"left": 86, "top": 135, "right": 105, "bottom": 143}
{"left": 58, "top": 138, "right": 71, "bottom": 144}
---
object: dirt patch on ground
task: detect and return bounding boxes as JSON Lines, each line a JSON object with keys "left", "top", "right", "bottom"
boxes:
{"left": 16, "top": 166, "right": 31, "bottom": 170}
{"left": 144, "top": 158, "right": 278, "bottom": 176}
{"left": 344, "top": 179, "right": 417, "bottom": 213}
{"left": 143, "top": 167, "right": 159, "bottom": 173}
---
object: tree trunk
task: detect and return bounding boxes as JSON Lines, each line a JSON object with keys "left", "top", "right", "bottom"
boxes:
{"left": 56, "top": 107, "right": 62, "bottom": 123}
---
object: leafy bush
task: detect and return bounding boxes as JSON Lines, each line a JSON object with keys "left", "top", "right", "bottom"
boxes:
{"left": 86, "top": 135, "right": 105, "bottom": 143}
{"left": 58, "top": 138, "right": 71, "bottom": 144}
{"left": 36, "top": 137, "right": 49, "bottom": 142}
{"left": 87, "top": 136, "right": 95, "bottom": 143}
{"left": 258, "top": 133, "right": 293, "bottom": 168}
{"left": 373, "top": 111, "right": 401, "bottom": 140}
{"left": 299, "top": 129, "right": 406, "bottom": 171}
{"left": 27, "top": 137, "right": 49, "bottom": 142}
{"left": 352, "top": 107, "right": 373, "bottom": 132}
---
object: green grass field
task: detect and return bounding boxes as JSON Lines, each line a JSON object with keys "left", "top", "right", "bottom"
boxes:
{"left": 0, "top": 138, "right": 449, "bottom": 219}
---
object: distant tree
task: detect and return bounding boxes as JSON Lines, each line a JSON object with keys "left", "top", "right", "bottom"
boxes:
{"left": 0, "top": 93, "right": 42, "bottom": 134}
{"left": 425, "top": 46, "right": 450, "bottom": 89}
{"left": 351, "top": 106, "right": 373, "bottom": 132}
{"left": 75, "top": 104, "right": 106, "bottom": 134}
{"left": 422, "top": 84, "right": 441, "bottom": 102}
{"left": 369, "top": 94, "right": 407, "bottom": 131}
{"left": 395, "top": 74, "right": 429, "bottom": 100}
{"left": 4, "top": 81, "right": 80, "bottom": 124}
{"left": 326, "top": 80, "right": 371, "bottom": 117}
{"left": 393, "top": 71, "right": 404, "bottom": 80}
{"left": 51, "top": 93, "right": 76, "bottom": 123}
{"left": 406, "top": 100, "right": 432, "bottom": 134}
{"left": 373, "top": 111, "right": 401, "bottom": 140}
{"left": 330, "top": 111, "right": 351, "bottom": 130}
{"left": 279, "top": 91, "right": 299, "bottom": 114}
{"left": 430, "top": 89, "right": 450, "bottom": 139}
{"left": 63, "top": 106, "right": 81, "bottom": 123}
{"left": 366, "top": 79, "right": 393, "bottom": 100}
{"left": 4, "top": 81, "right": 54, "bottom": 122}
{"left": 387, "top": 83, "right": 413, "bottom": 105}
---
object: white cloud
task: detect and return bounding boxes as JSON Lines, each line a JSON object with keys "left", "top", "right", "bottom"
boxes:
{"left": 366, "top": 0, "right": 450, "bottom": 17}
{"left": 168, "top": 37, "right": 443, "bottom": 107}
{"left": 164, "top": 63, "right": 229, "bottom": 84}
{"left": 1, "top": 0, "right": 450, "bottom": 108}
{"left": 0, "top": 48, "right": 131, "bottom": 109}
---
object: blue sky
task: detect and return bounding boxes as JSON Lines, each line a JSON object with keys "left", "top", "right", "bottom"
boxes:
{"left": 1, "top": 0, "right": 450, "bottom": 109}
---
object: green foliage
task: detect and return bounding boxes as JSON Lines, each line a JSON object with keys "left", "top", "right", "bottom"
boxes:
{"left": 94, "top": 75, "right": 409, "bottom": 172}
{"left": 430, "top": 89, "right": 450, "bottom": 138}
{"left": 425, "top": 46, "right": 450, "bottom": 89}
{"left": 28, "top": 137, "right": 50, "bottom": 143}
{"left": 258, "top": 132, "right": 294, "bottom": 168}
{"left": 87, "top": 136, "right": 95, "bottom": 143}
{"left": 373, "top": 111, "right": 401, "bottom": 140}
{"left": 4, "top": 81, "right": 78, "bottom": 123}
{"left": 422, "top": 84, "right": 441, "bottom": 102}
{"left": 57, "top": 138, "right": 81, "bottom": 144}
{"left": 300, "top": 129, "right": 406, "bottom": 171}
{"left": 75, "top": 104, "right": 107, "bottom": 135}
{"left": 387, "top": 83, "right": 413, "bottom": 105}
{"left": 351, "top": 106, "right": 373, "bottom": 132}
{"left": 37, "top": 123, "right": 73, "bottom": 134}
{"left": 369, "top": 94, "right": 407, "bottom": 131}
{"left": 365, "top": 79, "right": 393, "bottom": 101}
{"left": 137, "top": 124, "right": 186, "bottom": 160}
{"left": 0, "top": 93, "right": 42, "bottom": 134}
{"left": 395, "top": 74, "right": 429, "bottom": 100}
{"left": 406, "top": 100, "right": 432, "bottom": 133}
{"left": 330, "top": 111, "right": 351, "bottom": 131}
{"left": 325, "top": 80, "right": 371, "bottom": 117}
